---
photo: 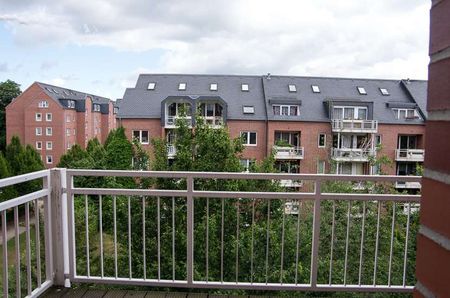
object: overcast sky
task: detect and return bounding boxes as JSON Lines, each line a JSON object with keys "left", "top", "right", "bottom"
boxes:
{"left": 0, "top": 0, "right": 430, "bottom": 100}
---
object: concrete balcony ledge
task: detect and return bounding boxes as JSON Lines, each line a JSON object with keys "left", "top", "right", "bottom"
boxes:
{"left": 331, "top": 119, "right": 378, "bottom": 133}
{"left": 395, "top": 149, "right": 425, "bottom": 162}
{"left": 331, "top": 148, "right": 375, "bottom": 162}
{"left": 273, "top": 146, "right": 304, "bottom": 159}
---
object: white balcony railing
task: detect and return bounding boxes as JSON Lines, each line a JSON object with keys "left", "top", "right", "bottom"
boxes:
{"left": 0, "top": 169, "right": 422, "bottom": 295}
{"left": 395, "top": 181, "right": 422, "bottom": 189}
{"left": 202, "top": 116, "right": 224, "bottom": 128}
{"left": 331, "top": 119, "right": 378, "bottom": 133}
{"left": 279, "top": 179, "right": 303, "bottom": 188}
{"left": 165, "top": 116, "right": 192, "bottom": 128}
{"left": 395, "top": 149, "right": 425, "bottom": 162}
{"left": 273, "top": 146, "right": 304, "bottom": 159}
{"left": 167, "top": 144, "right": 176, "bottom": 158}
{"left": 331, "top": 148, "right": 375, "bottom": 161}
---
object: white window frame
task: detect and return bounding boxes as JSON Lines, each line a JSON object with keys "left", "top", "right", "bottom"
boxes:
{"left": 67, "top": 142, "right": 71, "bottom": 149}
{"left": 46, "top": 141, "right": 52, "bottom": 150}
{"left": 93, "top": 104, "right": 101, "bottom": 112}
{"left": 392, "top": 108, "right": 420, "bottom": 120}
{"left": 46, "top": 113, "right": 52, "bottom": 121}
{"left": 243, "top": 106, "right": 255, "bottom": 114}
{"left": 379, "top": 88, "right": 389, "bottom": 95}
{"left": 178, "top": 83, "right": 186, "bottom": 90}
{"left": 132, "top": 130, "right": 150, "bottom": 145}
{"left": 317, "top": 160, "right": 326, "bottom": 174}
{"left": 36, "top": 113, "right": 42, "bottom": 121}
{"left": 36, "top": 127, "right": 42, "bottom": 136}
{"left": 318, "top": 133, "right": 326, "bottom": 148}
{"left": 73, "top": 129, "right": 76, "bottom": 135}
{"left": 66, "top": 115, "right": 71, "bottom": 123}
{"left": 288, "top": 84, "right": 297, "bottom": 92}
{"left": 38, "top": 101, "right": 49, "bottom": 108}
{"left": 312, "top": 85, "right": 320, "bottom": 93}
{"left": 36, "top": 141, "right": 42, "bottom": 150}
{"left": 272, "top": 105, "right": 300, "bottom": 116}
{"left": 66, "top": 129, "right": 70, "bottom": 136}
{"left": 210, "top": 83, "right": 218, "bottom": 91}
{"left": 240, "top": 159, "right": 255, "bottom": 172}
{"left": 241, "top": 83, "right": 249, "bottom": 91}
{"left": 357, "top": 86, "right": 367, "bottom": 95}
{"left": 240, "top": 131, "right": 257, "bottom": 146}
{"left": 46, "top": 155, "right": 53, "bottom": 164}
{"left": 333, "top": 106, "right": 368, "bottom": 120}
{"left": 46, "top": 127, "right": 52, "bottom": 136}
{"left": 147, "top": 82, "right": 156, "bottom": 90}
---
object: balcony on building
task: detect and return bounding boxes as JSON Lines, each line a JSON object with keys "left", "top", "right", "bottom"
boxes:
{"left": 395, "top": 149, "right": 425, "bottom": 162}
{"left": 331, "top": 105, "right": 378, "bottom": 133}
{"left": 273, "top": 131, "right": 304, "bottom": 160}
{"left": 165, "top": 102, "right": 193, "bottom": 128}
{"left": 331, "top": 147, "right": 375, "bottom": 162}
{"left": 198, "top": 102, "right": 224, "bottom": 128}
{"left": 273, "top": 146, "right": 304, "bottom": 160}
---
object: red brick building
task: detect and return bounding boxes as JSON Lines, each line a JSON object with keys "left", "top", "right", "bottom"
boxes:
{"left": 118, "top": 74, "right": 427, "bottom": 190}
{"left": 6, "top": 82, "right": 116, "bottom": 168}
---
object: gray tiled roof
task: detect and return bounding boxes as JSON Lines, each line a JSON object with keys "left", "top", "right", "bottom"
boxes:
{"left": 118, "top": 74, "right": 427, "bottom": 124}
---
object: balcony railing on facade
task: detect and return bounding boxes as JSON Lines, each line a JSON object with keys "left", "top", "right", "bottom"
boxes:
{"left": 165, "top": 116, "right": 192, "bottom": 128}
{"left": 395, "top": 181, "right": 422, "bottom": 189}
{"left": 0, "top": 169, "right": 421, "bottom": 296}
{"left": 331, "top": 148, "right": 375, "bottom": 162}
{"left": 202, "top": 116, "right": 224, "bottom": 128}
{"left": 273, "top": 146, "right": 304, "bottom": 160}
{"left": 395, "top": 149, "right": 425, "bottom": 162}
{"left": 167, "top": 144, "right": 176, "bottom": 159}
{"left": 331, "top": 119, "right": 378, "bottom": 133}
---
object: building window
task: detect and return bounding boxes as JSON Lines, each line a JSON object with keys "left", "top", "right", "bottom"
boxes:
{"left": 241, "top": 84, "right": 249, "bottom": 91}
{"left": 132, "top": 130, "right": 149, "bottom": 144}
{"left": 73, "top": 129, "right": 76, "bottom": 135}
{"left": 243, "top": 106, "right": 255, "bottom": 114}
{"left": 67, "top": 100, "right": 76, "bottom": 108}
{"left": 392, "top": 108, "right": 420, "bottom": 120}
{"left": 333, "top": 106, "right": 367, "bottom": 120}
{"left": 240, "top": 159, "right": 255, "bottom": 172}
{"left": 66, "top": 129, "right": 70, "bottom": 136}
{"left": 46, "top": 127, "right": 52, "bottom": 136}
{"left": 275, "top": 131, "right": 299, "bottom": 147}
{"left": 317, "top": 161, "right": 325, "bottom": 174}
{"left": 67, "top": 142, "right": 71, "bottom": 149}
{"left": 312, "top": 85, "right": 320, "bottom": 93}
{"left": 272, "top": 105, "right": 300, "bottom": 116}
{"left": 36, "top": 141, "right": 42, "bottom": 150}
{"left": 36, "top": 127, "right": 42, "bottom": 136}
{"left": 46, "top": 141, "right": 52, "bottom": 150}
{"left": 93, "top": 104, "right": 101, "bottom": 112}
{"left": 178, "top": 83, "right": 186, "bottom": 90}
{"left": 375, "top": 135, "right": 382, "bottom": 146}
{"left": 210, "top": 83, "right": 218, "bottom": 91}
{"left": 240, "top": 131, "right": 257, "bottom": 146}
{"left": 318, "top": 133, "right": 326, "bottom": 148}
{"left": 288, "top": 84, "right": 297, "bottom": 92}
{"left": 36, "top": 113, "right": 42, "bottom": 121}
{"left": 38, "top": 101, "right": 49, "bottom": 108}
{"left": 46, "top": 113, "right": 52, "bottom": 121}
{"left": 66, "top": 115, "right": 71, "bottom": 122}
{"left": 147, "top": 82, "right": 156, "bottom": 90}
{"left": 275, "top": 161, "right": 299, "bottom": 173}
{"left": 46, "top": 155, "right": 53, "bottom": 164}
{"left": 357, "top": 87, "right": 367, "bottom": 95}
{"left": 379, "top": 88, "right": 389, "bottom": 95}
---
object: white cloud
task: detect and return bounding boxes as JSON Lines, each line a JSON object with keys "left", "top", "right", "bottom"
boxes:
{"left": 0, "top": 0, "right": 430, "bottom": 89}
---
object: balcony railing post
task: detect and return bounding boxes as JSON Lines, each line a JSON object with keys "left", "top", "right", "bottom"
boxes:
{"left": 186, "top": 176, "right": 194, "bottom": 285}
{"left": 310, "top": 179, "right": 322, "bottom": 287}
{"left": 50, "top": 168, "right": 68, "bottom": 286}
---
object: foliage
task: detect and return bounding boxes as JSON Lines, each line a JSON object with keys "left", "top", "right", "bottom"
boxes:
{"left": 0, "top": 80, "right": 21, "bottom": 151}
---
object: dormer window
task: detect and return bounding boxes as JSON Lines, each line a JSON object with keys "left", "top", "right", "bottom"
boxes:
{"left": 380, "top": 88, "right": 389, "bottom": 95}
{"left": 273, "top": 105, "right": 300, "bottom": 116}
{"left": 210, "top": 83, "right": 218, "bottom": 91}
{"left": 243, "top": 106, "right": 255, "bottom": 114}
{"left": 333, "top": 106, "right": 367, "bottom": 120}
{"left": 357, "top": 87, "right": 367, "bottom": 95}
{"left": 147, "top": 82, "right": 156, "bottom": 90}
{"left": 312, "top": 85, "right": 320, "bottom": 93}
{"left": 68, "top": 100, "right": 76, "bottom": 108}
{"left": 93, "top": 104, "right": 101, "bottom": 112}
{"left": 178, "top": 83, "right": 186, "bottom": 90}
{"left": 38, "top": 101, "right": 49, "bottom": 108}
{"left": 114, "top": 107, "right": 119, "bottom": 114}
{"left": 288, "top": 84, "right": 297, "bottom": 92}
{"left": 241, "top": 84, "right": 249, "bottom": 92}
{"left": 393, "top": 108, "right": 420, "bottom": 120}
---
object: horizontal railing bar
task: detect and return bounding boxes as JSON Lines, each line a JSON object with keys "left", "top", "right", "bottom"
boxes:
{"left": 72, "top": 276, "right": 412, "bottom": 292}
{"left": 321, "top": 193, "right": 421, "bottom": 202}
{"left": 66, "top": 169, "right": 421, "bottom": 182}
{"left": 193, "top": 191, "right": 316, "bottom": 200}
{"left": 0, "top": 189, "right": 49, "bottom": 212}
{"left": 0, "top": 169, "right": 50, "bottom": 188}
{"left": 72, "top": 188, "right": 188, "bottom": 196}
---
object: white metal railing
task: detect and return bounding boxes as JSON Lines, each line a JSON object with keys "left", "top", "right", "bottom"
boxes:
{"left": 331, "top": 148, "right": 375, "bottom": 161}
{"left": 273, "top": 146, "right": 304, "bottom": 159}
{"left": 202, "top": 116, "right": 224, "bottom": 127}
{"left": 63, "top": 169, "right": 420, "bottom": 293}
{"left": 166, "top": 116, "right": 192, "bottom": 127}
{"left": 0, "top": 170, "right": 54, "bottom": 297}
{"left": 331, "top": 119, "right": 378, "bottom": 133}
{"left": 395, "top": 149, "right": 425, "bottom": 162}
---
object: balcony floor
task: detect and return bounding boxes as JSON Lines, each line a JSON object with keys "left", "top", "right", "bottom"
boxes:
{"left": 41, "top": 287, "right": 296, "bottom": 298}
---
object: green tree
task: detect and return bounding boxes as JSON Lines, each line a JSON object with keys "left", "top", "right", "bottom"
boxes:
{"left": 0, "top": 80, "right": 21, "bottom": 151}
{"left": 0, "top": 152, "right": 17, "bottom": 202}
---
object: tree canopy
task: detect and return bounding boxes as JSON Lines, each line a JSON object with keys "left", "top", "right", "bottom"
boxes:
{"left": 0, "top": 80, "right": 21, "bottom": 151}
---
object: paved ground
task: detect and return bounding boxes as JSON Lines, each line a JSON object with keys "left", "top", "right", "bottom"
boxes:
{"left": 42, "top": 287, "right": 282, "bottom": 298}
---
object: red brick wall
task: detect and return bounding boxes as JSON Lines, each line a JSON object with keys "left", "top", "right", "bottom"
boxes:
{"left": 227, "top": 120, "right": 267, "bottom": 161}
{"left": 414, "top": 1, "right": 450, "bottom": 297}
{"left": 120, "top": 119, "right": 164, "bottom": 156}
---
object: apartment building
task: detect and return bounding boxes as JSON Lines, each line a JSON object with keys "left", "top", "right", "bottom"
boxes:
{"left": 6, "top": 82, "right": 117, "bottom": 168}
{"left": 117, "top": 74, "right": 426, "bottom": 190}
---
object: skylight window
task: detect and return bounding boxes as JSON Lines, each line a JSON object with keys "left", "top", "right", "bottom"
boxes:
{"left": 357, "top": 87, "right": 367, "bottom": 95}
{"left": 243, "top": 106, "right": 255, "bottom": 114}
{"left": 147, "top": 82, "right": 156, "bottom": 90}
{"left": 312, "top": 85, "right": 320, "bottom": 93}
{"left": 241, "top": 84, "right": 249, "bottom": 91}
{"left": 288, "top": 84, "right": 297, "bottom": 92}
{"left": 210, "top": 83, "right": 218, "bottom": 91}
{"left": 379, "top": 88, "right": 389, "bottom": 95}
{"left": 178, "top": 83, "right": 186, "bottom": 90}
